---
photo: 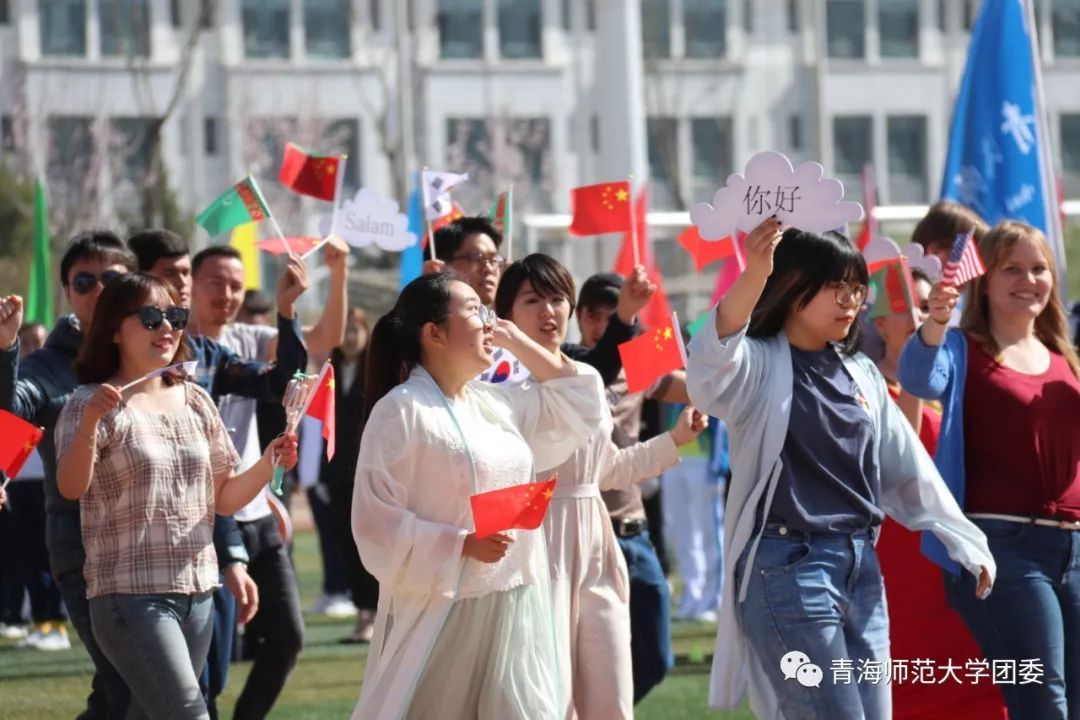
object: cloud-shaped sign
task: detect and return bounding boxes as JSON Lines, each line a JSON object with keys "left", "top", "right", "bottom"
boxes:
{"left": 690, "top": 151, "right": 864, "bottom": 240}
{"left": 862, "top": 236, "right": 903, "bottom": 267}
{"left": 319, "top": 187, "right": 417, "bottom": 252}
{"left": 863, "top": 235, "right": 943, "bottom": 281}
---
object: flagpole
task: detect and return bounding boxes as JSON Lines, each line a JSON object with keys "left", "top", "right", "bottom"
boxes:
{"left": 628, "top": 174, "right": 640, "bottom": 268}
{"left": 250, "top": 174, "right": 298, "bottom": 260}
{"left": 421, "top": 166, "right": 436, "bottom": 261}
{"left": 505, "top": 184, "right": 514, "bottom": 263}
{"left": 329, "top": 153, "right": 347, "bottom": 238}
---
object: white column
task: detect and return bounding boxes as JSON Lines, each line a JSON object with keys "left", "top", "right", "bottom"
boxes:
{"left": 593, "top": 0, "right": 648, "bottom": 183}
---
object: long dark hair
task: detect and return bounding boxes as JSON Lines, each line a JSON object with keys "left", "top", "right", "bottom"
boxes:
{"left": 74, "top": 272, "right": 193, "bottom": 384}
{"left": 494, "top": 253, "right": 577, "bottom": 320}
{"left": 363, "top": 273, "right": 460, "bottom": 421}
{"left": 748, "top": 228, "right": 869, "bottom": 355}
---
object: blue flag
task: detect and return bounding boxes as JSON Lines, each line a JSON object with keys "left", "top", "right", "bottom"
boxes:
{"left": 940, "top": 0, "right": 1065, "bottom": 275}
{"left": 399, "top": 183, "right": 424, "bottom": 290}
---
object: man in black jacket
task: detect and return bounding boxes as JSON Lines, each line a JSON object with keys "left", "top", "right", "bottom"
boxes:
{"left": 0, "top": 230, "right": 308, "bottom": 719}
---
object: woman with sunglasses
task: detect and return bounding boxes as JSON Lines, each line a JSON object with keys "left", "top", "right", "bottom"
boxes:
{"left": 494, "top": 254, "right": 707, "bottom": 719}
{"left": 351, "top": 272, "right": 602, "bottom": 719}
{"left": 686, "top": 219, "right": 995, "bottom": 719}
{"left": 54, "top": 273, "right": 299, "bottom": 720}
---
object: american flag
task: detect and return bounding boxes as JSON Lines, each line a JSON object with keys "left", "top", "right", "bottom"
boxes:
{"left": 941, "top": 229, "right": 986, "bottom": 286}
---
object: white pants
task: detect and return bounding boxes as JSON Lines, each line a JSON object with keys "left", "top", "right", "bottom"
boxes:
{"left": 661, "top": 457, "right": 724, "bottom": 619}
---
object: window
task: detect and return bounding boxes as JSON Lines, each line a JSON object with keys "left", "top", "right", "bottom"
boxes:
{"left": 685, "top": 0, "right": 725, "bottom": 58}
{"left": 439, "top": 0, "right": 483, "bottom": 59}
{"left": 445, "top": 117, "right": 552, "bottom": 212}
{"left": 826, "top": 0, "right": 864, "bottom": 58}
{"left": 743, "top": 0, "right": 753, "bottom": 33}
{"left": 325, "top": 118, "right": 361, "bottom": 192}
{"left": 789, "top": 115, "right": 803, "bottom": 151}
{"left": 1, "top": 115, "right": 14, "bottom": 152}
{"left": 887, "top": 115, "right": 927, "bottom": 203}
{"left": 691, "top": 118, "right": 734, "bottom": 202}
{"left": 101, "top": 0, "right": 151, "bottom": 58}
{"left": 499, "top": 0, "right": 542, "bottom": 58}
{"left": 47, "top": 116, "right": 96, "bottom": 205}
{"left": 1062, "top": 114, "right": 1080, "bottom": 196}
{"left": 200, "top": 0, "right": 214, "bottom": 28}
{"left": 832, "top": 115, "right": 872, "bottom": 202}
{"left": 204, "top": 116, "right": 219, "bottom": 156}
{"left": 787, "top": 0, "right": 799, "bottom": 32}
{"left": 0, "top": 0, "right": 10, "bottom": 24}
{"left": 40, "top": 0, "right": 86, "bottom": 56}
{"left": 963, "top": 0, "right": 977, "bottom": 30}
{"left": 1053, "top": 0, "right": 1080, "bottom": 57}
{"left": 370, "top": 0, "right": 381, "bottom": 31}
{"left": 591, "top": 115, "right": 600, "bottom": 152}
{"left": 305, "top": 0, "right": 350, "bottom": 59}
{"left": 642, "top": 0, "right": 671, "bottom": 59}
{"left": 170, "top": 0, "right": 182, "bottom": 27}
{"left": 109, "top": 117, "right": 156, "bottom": 220}
{"left": 879, "top": 0, "right": 919, "bottom": 58}
{"left": 243, "top": 0, "right": 291, "bottom": 59}
{"left": 647, "top": 117, "right": 679, "bottom": 209}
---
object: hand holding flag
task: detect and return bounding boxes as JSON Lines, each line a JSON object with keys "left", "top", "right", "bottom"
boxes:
{"left": 0, "top": 410, "right": 44, "bottom": 486}
{"left": 470, "top": 476, "right": 559, "bottom": 539}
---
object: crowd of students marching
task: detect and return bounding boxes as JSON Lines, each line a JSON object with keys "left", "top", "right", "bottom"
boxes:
{"left": 0, "top": 197, "right": 1077, "bottom": 720}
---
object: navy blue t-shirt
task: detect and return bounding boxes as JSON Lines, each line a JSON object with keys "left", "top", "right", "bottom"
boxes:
{"left": 765, "top": 345, "right": 883, "bottom": 532}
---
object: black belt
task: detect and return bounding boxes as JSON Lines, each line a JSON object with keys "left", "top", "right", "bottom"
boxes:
{"left": 611, "top": 517, "right": 647, "bottom": 538}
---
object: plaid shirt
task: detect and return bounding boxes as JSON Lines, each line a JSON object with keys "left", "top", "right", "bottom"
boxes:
{"left": 56, "top": 382, "right": 240, "bottom": 598}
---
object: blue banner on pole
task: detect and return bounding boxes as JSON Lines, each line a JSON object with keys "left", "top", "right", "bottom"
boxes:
{"left": 399, "top": 183, "right": 424, "bottom": 290}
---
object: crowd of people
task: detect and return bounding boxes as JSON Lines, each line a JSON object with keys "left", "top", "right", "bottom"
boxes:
{"left": 0, "top": 198, "right": 1076, "bottom": 720}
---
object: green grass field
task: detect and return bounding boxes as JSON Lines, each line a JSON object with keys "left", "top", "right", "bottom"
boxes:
{"left": 0, "top": 530, "right": 752, "bottom": 719}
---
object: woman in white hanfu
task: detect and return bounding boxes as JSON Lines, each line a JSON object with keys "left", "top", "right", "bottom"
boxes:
{"left": 350, "top": 273, "right": 603, "bottom": 720}
{"left": 494, "top": 255, "right": 708, "bottom": 719}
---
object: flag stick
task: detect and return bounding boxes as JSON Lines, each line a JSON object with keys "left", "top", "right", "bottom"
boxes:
{"left": 421, "top": 166, "right": 436, "bottom": 261}
{"left": 329, "top": 153, "right": 347, "bottom": 238}
{"left": 250, "top": 174, "right": 298, "bottom": 260}
{"left": 505, "top": 184, "right": 514, "bottom": 263}
{"left": 628, "top": 174, "right": 640, "bottom": 268}
{"left": 300, "top": 238, "right": 329, "bottom": 261}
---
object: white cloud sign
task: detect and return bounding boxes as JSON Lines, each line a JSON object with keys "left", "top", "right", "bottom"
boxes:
{"left": 320, "top": 187, "right": 418, "bottom": 252}
{"left": 863, "top": 235, "right": 943, "bottom": 281}
{"left": 690, "top": 150, "right": 864, "bottom": 240}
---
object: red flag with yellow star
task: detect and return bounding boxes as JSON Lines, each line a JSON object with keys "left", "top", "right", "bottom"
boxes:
{"left": 0, "top": 410, "right": 44, "bottom": 479}
{"left": 302, "top": 363, "right": 336, "bottom": 460}
{"left": 569, "top": 181, "right": 633, "bottom": 236}
{"left": 470, "top": 476, "right": 558, "bottom": 539}
{"left": 618, "top": 314, "right": 688, "bottom": 394}
{"left": 279, "top": 143, "right": 343, "bottom": 202}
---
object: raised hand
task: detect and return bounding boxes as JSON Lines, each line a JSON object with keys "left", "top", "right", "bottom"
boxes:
{"left": 322, "top": 234, "right": 350, "bottom": 272}
{"left": 927, "top": 282, "right": 960, "bottom": 326}
{"left": 0, "top": 295, "right": 24, "bottom": 350}
{"left": 616, "top": 266, "right": 658, "bottom": 325}
{"left": 670, "top": 406, "right": 709, "bottom": 446}
{"left": 490, "top": 318, "right": 523, "bottom": 349}
{"left": 83, "top": 384, "right": 123, "bottom": 426}
{"left": 742, "top": 215, "right": 785, "bottom": 279}
{"left": 265, "top": 432, "right": 300, "bottom": 471}
{"left": 422, "top": 259, "right": 448, "bottom": 276}
{"left": 463, "top": 532, "right": 514, "bottom": 563}
{"left": 276, "top": 256, "right": 310, "bottom": 318}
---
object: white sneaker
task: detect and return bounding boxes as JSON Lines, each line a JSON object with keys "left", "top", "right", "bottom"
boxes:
{"left": 0, "top": 623, "right": 29, "bottom": 640}
{"left": 35, "top": 628, "right": 72, "bottom": 651}
{"left": 16, "top": 629, "right": 47, "bottom": 648}
{"left": 323, "top": 595, "right": 358, "bottom": 618}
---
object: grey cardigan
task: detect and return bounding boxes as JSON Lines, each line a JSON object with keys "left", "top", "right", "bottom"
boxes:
{"left": 686, "top": 308, "right": 996, "bottom": 716}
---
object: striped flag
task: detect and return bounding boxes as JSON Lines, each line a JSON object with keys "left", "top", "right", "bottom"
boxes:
{"left": 941, "top": 229, "right": 986, "bottom": 287}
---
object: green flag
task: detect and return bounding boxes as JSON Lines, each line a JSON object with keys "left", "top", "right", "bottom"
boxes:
{"left": 197, "top": 176, "right": 271, "bottom": 238}
{"left": 867, "top": 258, "right": 916, "bottom": 320}
{"left": 26, "top": 179, "right": 53, "bottom": 325}
{"left": 488, "top": 188, "right": 511, "bottom": 235}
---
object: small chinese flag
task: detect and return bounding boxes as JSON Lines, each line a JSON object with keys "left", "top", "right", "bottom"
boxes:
{"left": 0, "top": 410, "right": 44, "bottom": 479}
{"left": 279, "top": 143, "right": 343, "bottom": 202}
{"left": 303, "top": 363, "right": 336, "bottom": 461}
{"left": 678, "top": 226, "right": 737, "bottom": 272}
{"left": 470, "top": 476, "right": 558, "bottom": 539}
{"left": 618, "top": 314, "right": 688, "bottom": 394}
{"left": 868, "top": 257, "right": 917, "bottom": 320}
{"left": 256, "top": 236, "right": 322, "bottom": 256}
{"left": 569, "top": 181, "right": 633, "bottom": 236}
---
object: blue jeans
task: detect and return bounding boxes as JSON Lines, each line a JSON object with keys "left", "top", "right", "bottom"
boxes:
{"left": 616, "top": 530, "right": 674, "bottom": 703}
{"left": 89, "top": 592, "right": 214, "bottom": 720}
{"left": 945, "top": 519, "right": 1080, "bottom": 720}
{"left": 736, "top": 526, "right": 891, "bottom": 720}
{"left": 198, "top": 582, "right": 236, "bottom": 720}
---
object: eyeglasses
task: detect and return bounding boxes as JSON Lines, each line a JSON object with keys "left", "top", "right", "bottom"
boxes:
{"left": 450, "top": 252, "right": 505, "bottom": 270}
{"left": 438, "top": 304, "right": 496, "bottom": 328}
{"left": 126, "top": 306, "right": 190, "bottom": 331}
{"left": 71, "top": 270, "right": 125, "bottom": 295}
{"left": 832, "top": 282, "right": 869, "bottom": 306}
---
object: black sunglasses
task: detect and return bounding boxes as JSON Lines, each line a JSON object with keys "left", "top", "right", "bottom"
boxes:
{"left": 71, "top": 270, "right": 126, "bottom": 295}
{"left": 127, "top": 306, "right": 190, "bottom": 331}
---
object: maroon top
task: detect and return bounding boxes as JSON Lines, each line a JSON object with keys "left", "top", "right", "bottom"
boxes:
{"left": 963, "top": 335, "right": 1080, "bottom": 521}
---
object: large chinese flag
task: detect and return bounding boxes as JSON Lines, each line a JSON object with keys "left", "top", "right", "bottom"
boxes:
{"left": 613, "top": 188, "right": 672, "bottom": 329}
{"left": 678, "top": 225, "right": 736, "bottom": 272}
{"left": 0, "top": 410, "right": 44, "bottom": 479}
{"left": 569, "top": 181, "right": 633, "bottom": 236}
{"left": 279, "top": 143, "right": 343, "bottom": 202}
{"left": 470, "top": 476, "right": 558, "bottom": 538}
{"left": 618, "top": 319, "right": 687, "bottom": 394}
{"left": 303, "top": 363, "right": 336, "bottom": 460}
